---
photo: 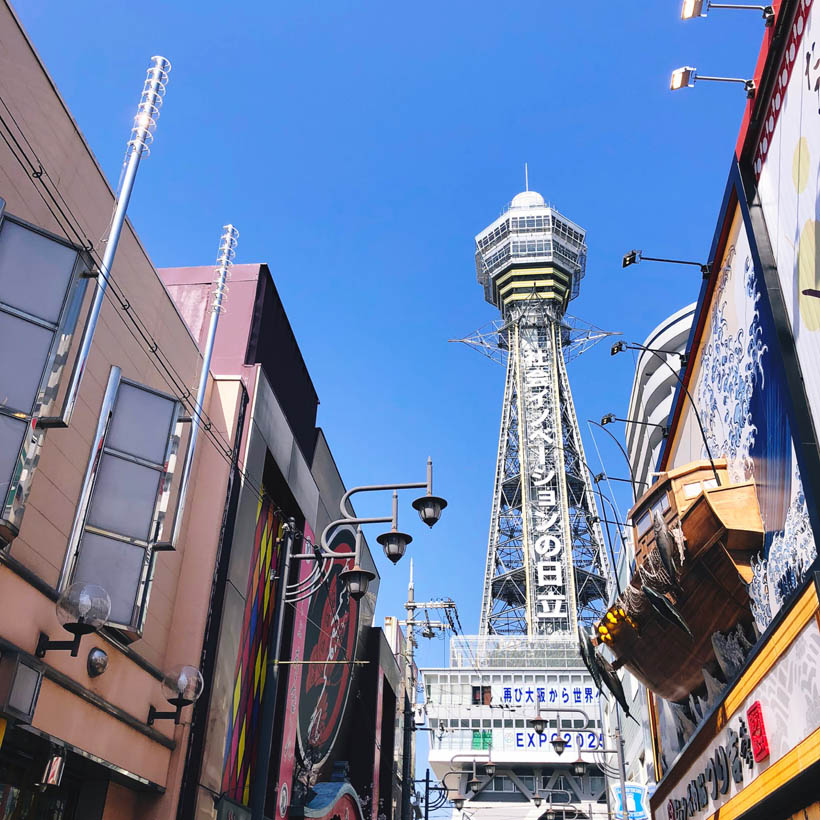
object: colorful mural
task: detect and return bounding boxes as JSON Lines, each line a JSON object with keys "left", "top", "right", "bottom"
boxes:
{"left": 222, "top": 492, "right": 283, "bottom": 805}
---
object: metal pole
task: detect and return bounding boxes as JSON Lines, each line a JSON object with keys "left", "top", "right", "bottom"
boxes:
{"left": 166, "top": 225, "right": 238, "bottom": 548}
{"left": 401, "top": 561, "right": 416, "bottom": 820}
{"left": 62, "top": 56, "right": 170, "bottom": 423}
{"left": 251, "top": 516, "right": 296, "bottom": 820}
{"left": 614, "top": 705, "right": 630, "bottom": 820}
{"left": 424, "top": 768, "right": 430, "bottom": 820}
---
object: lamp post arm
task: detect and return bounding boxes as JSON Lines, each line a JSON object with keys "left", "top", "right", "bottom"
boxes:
{"left": 588, "top": 420, "right": 641, "bottom": 501}
{"left": 626, "top": 343, "right": 721, "bottom": 486}
{"left": 339, "top": 481, "right": 427, "bottom": 518}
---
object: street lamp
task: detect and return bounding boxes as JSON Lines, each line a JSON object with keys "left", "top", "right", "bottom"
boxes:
{"left": 681, "top": 0, "right": 774, "bottom": 25}
{"left": 484, "top": 762, "right": 496, "bottom": 778}
{"left": 453, "top": 797, "right": 465, "bottom": 811}
{"left": 533, "top": 794, "right": 543, "bottom": 808}
{"left": 610, "top": 341, "right": 721, "bottom": 486}
{"left": 290, "top": 458, "right": 448, "bottom": 602}
{"left": 670, "top": 66, "right": 756, "bottom": 98}
{"left": 551, "top": 735, "right": 568, "bottom": 756}
{"left": 36, "top": 583, "right": 111, "bottom": 658}
{"left": 622, "top": 249, "right": 710, "bottom": 278}
{"left": 601, "top": 412, "right": 669, "bottom": 438}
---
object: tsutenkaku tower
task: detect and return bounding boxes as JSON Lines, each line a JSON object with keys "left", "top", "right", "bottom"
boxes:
{"left": 475, "top": 188, "right": 609, "bottom": 637}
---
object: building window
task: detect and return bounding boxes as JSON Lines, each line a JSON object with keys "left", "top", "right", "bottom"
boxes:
{"left": 472, "top": 685, "right": 491, "bottom": 705}
{"left": 0, "top": 205, "right": 91, "bottom": 544}
{"left": 471, "top": 730, "right": 492, "bottom": 750}
{"left": 60, "top": 366, "right": 180, "bottom": 638}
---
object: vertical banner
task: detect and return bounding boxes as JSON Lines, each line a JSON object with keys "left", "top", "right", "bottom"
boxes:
{"left": 221, "top": 493, "right": 283, "bottom": 805}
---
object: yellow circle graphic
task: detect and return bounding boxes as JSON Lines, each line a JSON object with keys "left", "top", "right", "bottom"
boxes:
{"left": 792, "top": 137, "right": 810, "bottom": 193}
{"left": 798, "top": 219, "right": 820, "bottom": 332}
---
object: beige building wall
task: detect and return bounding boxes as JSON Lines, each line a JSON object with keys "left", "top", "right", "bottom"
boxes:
{"left": 0, "top": 1, "right": 240, "bottom": 816}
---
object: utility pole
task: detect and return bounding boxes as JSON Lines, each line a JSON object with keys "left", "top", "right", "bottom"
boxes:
{"left": 399, "top": 561, "right": 457, "bottom": 820}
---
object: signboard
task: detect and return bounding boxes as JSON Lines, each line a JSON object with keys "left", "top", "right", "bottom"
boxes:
{"left": 651, "top": 619, "right": 820, "bottom": 819}
{"left": 490, "top": 682, "right": 600, "bottom": 707}
{"left": 757, "top": 0, "right": 820, "bottom": 444}
{"left": 519, "top": 329, "right": 572, "bottom": 633}
{"left": 611, "top": 783, "right": 649, "bottom": 820}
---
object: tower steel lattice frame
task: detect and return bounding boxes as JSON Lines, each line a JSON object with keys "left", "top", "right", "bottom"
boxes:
{"left": 472, "top": 193, "right": 610, "bottom": 638}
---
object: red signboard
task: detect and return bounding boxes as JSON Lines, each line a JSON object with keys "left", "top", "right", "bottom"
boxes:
{"left": 746, "top": 701, "right": 769, "bottom": 763}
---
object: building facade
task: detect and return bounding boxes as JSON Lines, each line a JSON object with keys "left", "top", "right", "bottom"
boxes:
{"left": 624, "top": 305, "right": 696, "bottom": 495}
{"left": 602, "top": 2, "right": 820, "bottom": 818}
{"left": 0, "top": 3, "right": 239, "bottom": 817}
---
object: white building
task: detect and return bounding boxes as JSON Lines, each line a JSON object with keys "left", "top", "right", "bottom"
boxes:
{"left": 625, "top": 304, "right": 696, "bottom": 493}
{"left": 422, "top": 637, "right": 609, "bottom": 820}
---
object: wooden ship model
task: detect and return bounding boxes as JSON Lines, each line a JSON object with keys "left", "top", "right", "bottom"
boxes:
{"left": 588, "top": 459, "right": 762, "bottom": 703}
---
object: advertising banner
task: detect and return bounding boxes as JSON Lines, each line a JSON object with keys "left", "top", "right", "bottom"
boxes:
{"left": 757, "top": 0, "right": 820, "bottom": 437}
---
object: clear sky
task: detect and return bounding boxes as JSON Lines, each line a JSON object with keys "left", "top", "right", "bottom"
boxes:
{"left": 16, "top": 0, "right": 767, "bottom": 790}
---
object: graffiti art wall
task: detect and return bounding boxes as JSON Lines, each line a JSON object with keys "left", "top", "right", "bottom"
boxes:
{"left": 221, "top": 492, "right": 284, "bottom": 804}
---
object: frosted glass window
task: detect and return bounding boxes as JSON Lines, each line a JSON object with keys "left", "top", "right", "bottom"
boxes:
{"left": 0, "top": 414, "right": 26, "bottom": 500}
{"left": 73, "top": 532, "right": 146, "bottom": 625}
{"left": 8, "top": 662, "right": 39, "bottom": 714}
{"left": 107, "top": 383, "right": 176, "bottom": 463}
{"left": 0, "top": 221, "right": 76, "bottom": 323}
{"left": 86, "top": 454, "right": 161, "bottom": 541}
{"left": 0, "top": 311, "right": 53, "bottom": 412}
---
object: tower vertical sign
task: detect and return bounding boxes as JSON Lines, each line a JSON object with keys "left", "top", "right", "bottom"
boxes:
{"left": 520, "top": 325, "right": 571, "bottom": 635}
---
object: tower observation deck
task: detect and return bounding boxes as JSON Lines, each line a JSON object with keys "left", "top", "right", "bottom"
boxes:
{"left": 420, "top": 190, "right": 612, "bottom": 819}
{"left": 475, "top": 189, "right": 609, "bottom": 637}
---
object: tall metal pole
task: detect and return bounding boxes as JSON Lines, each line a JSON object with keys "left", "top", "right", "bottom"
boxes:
{"left": 401, "top": 560, "right": 416, "bottom": 820}
{"left": 614, "top": 705, "right": 630, "bottom": 820}
{"left": 252, "top": 516, "right": 297, "bottom": 820}
{"left": 424, "top": 768, "right": 430, "bottom": 820}
{"left": 62, "top": 56, "right": 171, "bottom": 423}
{"left": 168, "top": 224, "right": 239, "bottom": 548}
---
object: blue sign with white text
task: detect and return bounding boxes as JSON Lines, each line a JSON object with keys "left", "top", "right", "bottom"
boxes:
{"left": 610, "top": 783, "right": 649, "bottom": 820}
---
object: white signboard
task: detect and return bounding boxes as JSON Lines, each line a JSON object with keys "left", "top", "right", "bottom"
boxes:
{"left": 520, "top": 327, "right": 572, "bottom": 634}
{"left": 757, "top": 0, "right": 820, "bottom": 438}
{"left": 652, "top": 620, "right": 820, "bottom": 819}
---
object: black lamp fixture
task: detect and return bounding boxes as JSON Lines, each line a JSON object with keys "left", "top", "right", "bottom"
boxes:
{"left": 453, "top": 797, "right": 465, "bottom": 811}
{"left": 147, "top": 664, "right": 204, "bottom": 725}
{"left": 622, "top": 249, "right": 710, "bottom": 278}
{"left": 484, "top": 762, "right": 496, "bottom": 778}
{"left": 545, "top": 809, "right": 557, "bottom": 820}
{"left": 338, "top": 526, "right": 377, "bottom": 601}
{"left": 670, "top": 66, "right": 756, "bottom": 98}
{"left": 376, "top": 490, "right": 413, "bottom": 566}
{"left": 467, "top": 776, "right": 481, "bottom": 793}
{"left": 533, "top": 794, "right": 543, "bottom": 808}
{"left": 572, "top": 761, "right": 586, "bottom": 776}
{"left": 681, "top": 0, "right": 774, "bottom": 25}
{"left": 412, "top": 457, "right": 448, "bottom": 528}
{"left": 528, "top": 711, "right": 548, "bottom": 736}
{"left": 36, "top": 583, "right": 110, "bottom": 658}
{"left": 551, "top": 734, "right": 568, "bottom": 756}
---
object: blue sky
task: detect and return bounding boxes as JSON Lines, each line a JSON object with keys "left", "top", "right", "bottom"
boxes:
{"left": 16, "top": 0, "right": 767, "bottom": 784}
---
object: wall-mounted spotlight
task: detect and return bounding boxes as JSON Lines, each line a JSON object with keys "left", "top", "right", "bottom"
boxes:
{"left": 681, "top": 0, "right": 774, "bottom": 26}
{"left": 623, "top": 248, "right": 710, "bottom": 277}
{"left": 36, "top": 584, "right": 110, "bottom": 658}
{"left": 803, "top": 289, "right": 820, "bottom": 298}
{"left": 670, "top": 66, "right": 756, "bottom": 98}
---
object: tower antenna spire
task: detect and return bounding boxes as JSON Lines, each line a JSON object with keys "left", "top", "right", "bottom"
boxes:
{"left": 524, "top": 162, "right": 529, "bottom": 191}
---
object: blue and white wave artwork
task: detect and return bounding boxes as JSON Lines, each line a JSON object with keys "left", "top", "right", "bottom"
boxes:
{"left": 694, "top": 237, "right": 816, "bottom": 633}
